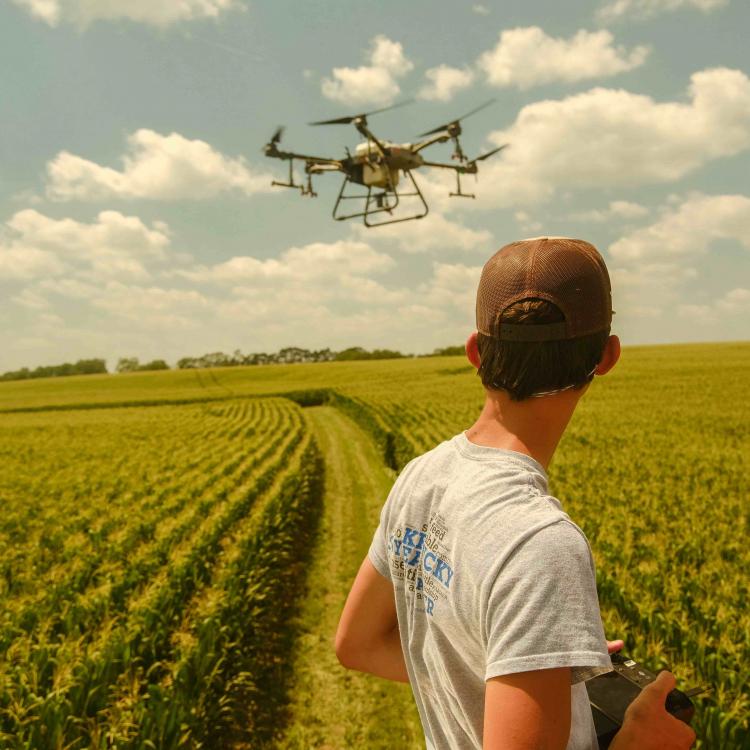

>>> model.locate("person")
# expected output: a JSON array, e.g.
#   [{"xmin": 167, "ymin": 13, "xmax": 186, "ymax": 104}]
[{"xmin": 334, "ymin": 237, "xmax": 697, "ymax": 750}]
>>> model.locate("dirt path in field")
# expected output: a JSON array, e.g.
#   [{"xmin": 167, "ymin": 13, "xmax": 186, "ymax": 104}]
[{"xmin": 273, "ymin": 405, "xmax": 423, "ymax": 750}]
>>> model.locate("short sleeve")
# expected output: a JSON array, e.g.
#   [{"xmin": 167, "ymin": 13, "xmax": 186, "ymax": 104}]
[{"xmin": 484, "ymin": 520, "xmax": 612, "ymax": 684}]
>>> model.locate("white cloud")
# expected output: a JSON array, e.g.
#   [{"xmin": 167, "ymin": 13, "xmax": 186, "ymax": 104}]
[
  {"xmin": 675, "ymin": 289, "xmax": 749, "ymax": 323},
  {"xmin": 11, "ymin": 288, "xmax": 51, "ymax": 310},
  {"xmin": 513, "ymin": 210, "xmax": 544, "ymax": 234},
  {"xmin": 417, "ymin": 262, "xmax": 482, "ymax": 320},
  {"xmin": 572, "ymin": 200, "xmax": 649, "ymax": 222},
  {"xmin": 597, "ymin": 0, "xmax": 728, "ymax": 23},
  {"xmin": 353, "ymin": 212, "xmax": 492, "ymax": 254},
  {"xmin": 475, "ymin": 68, "xmax": 750, "ymax": 208},
  {"xmin": 609, "ymin": 194, "xmax": 750, "ymax": 261},
  {"xmin": 717, "ymin": 287, "xmax": 750, "ymax": 313},
  {"xmin": 90, "ymin": 283, "xmax": 210, "ymax": 328},
  {"xmin": 608, "ymin": 262, "xmax": 699, "ymax": 320},
  {"xmin": 606, "ymin": 194, "xmax": 750, "ymax": 325},
  {"xmin": 478, "ymin": 27, "xmax": 648, "ymax": 89},
  {"xmin": 13, "ymin": 0, "xmax": 239, "ymax": 27},
  {"xmin": 320, "ymin": 35, "xmax": 414, "ymax": 107},
  {"xmin": 1, "ymin": 209, "xmax": 171, "ymax": 282},
  {"xmin": 47, "ymin": 129, "xmax": 272, "ymax": 201},
  {"xmin": 418, "ymin": 65, "xmax": 475, "ymax": 102},
  {"xmin": 0, "ymin": 245, "xmax": 65, "ymax": 281},
  {"xmin": 472, "ymin": 4, "xmax": 491, "ymax": 14},
  {"xmin": 181, "ymin": 240, "xmax": 394, "ymax": 284},
  {"xmin": 174, "ymin": 244, "xmax": 481, "ymax": 349}
]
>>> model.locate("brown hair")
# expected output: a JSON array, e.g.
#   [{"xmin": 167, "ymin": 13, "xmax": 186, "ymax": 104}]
[{"xmin": 476, "ymin": 298, "xmax": 610, "ymax": 401}]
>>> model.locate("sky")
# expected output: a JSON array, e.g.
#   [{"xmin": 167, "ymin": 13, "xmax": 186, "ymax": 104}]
[{"xmin": 1, "ymin": 0, "xmax": 749, "ymax": 371}]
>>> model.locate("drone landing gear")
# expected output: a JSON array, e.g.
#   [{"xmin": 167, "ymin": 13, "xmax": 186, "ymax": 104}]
[
  {"xmin": 449, "ymin": 169, "xmax": 475, "ymax": 199},
  {"xmin": 333, "ymin": 170, "xmax": 429, "ymax": 227},
  {"xmin": 271, "ymin": 160, "xmax": 317, "ymax": 197}
]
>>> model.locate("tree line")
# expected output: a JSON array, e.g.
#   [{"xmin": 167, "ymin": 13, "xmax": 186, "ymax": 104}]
[
  {"xmin": 0, "ymin": 358, "xmax": 107, "ymax": 382},
  {"xmin": 0, "ymin": 345, "xmax": 466, "ymax": 383}
]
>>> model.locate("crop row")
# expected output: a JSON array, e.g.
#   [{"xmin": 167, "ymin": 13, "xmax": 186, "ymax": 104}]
[
  {"xmin": 0, "ymin": 401, "xmax": 281, "ymax": 646},
  {"xmin": 0, "ymin": 402, "xmax": 260, "ymax": 601},
  {"xmin": 0, "ymin": 398, "xmax": 312, "ymax": 748}
]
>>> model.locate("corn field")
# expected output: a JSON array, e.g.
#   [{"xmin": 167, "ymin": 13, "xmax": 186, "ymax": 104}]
[{"xmin": 0, "ymin": 341, "xmax": 747, "ymax": 748}]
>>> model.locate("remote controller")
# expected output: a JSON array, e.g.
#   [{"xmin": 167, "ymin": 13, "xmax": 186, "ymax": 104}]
[{"xmin": 585, "ymin": 652, "xmax": 699, "ymax": 749}]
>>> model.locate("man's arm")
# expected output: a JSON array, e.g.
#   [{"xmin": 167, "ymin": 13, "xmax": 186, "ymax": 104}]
[
  {"xmin": 484, "ymin": 667, "xmax": 572, "ymax": 750},
  {"xmin": 334, "ymin": 555, "xmax": 409, "ymax": 683}
]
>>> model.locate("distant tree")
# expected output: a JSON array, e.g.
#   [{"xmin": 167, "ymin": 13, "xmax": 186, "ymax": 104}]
[
  {"xmin": 139, "ymin": 359, "xmax": 169, "ymax": 371},
  {"xmin": 74, "ymin": 358, "xmax": 107, "ymax": 375},
  {"xmin": 200, "ymin": 352, "xmax": 232, "ymax": 368},
  {"xmin": 116, "ymin": 357, "xmax": 140, "ymax": 373},
  {"xmin": 426, "ymin": 345, "xmax": 465, "ymax": 357},
  {"xmin": 0, "ymin": 358, "xmax": 107, "ymax": 382},
  {"xmin": 173, "ymin": 344, "xmax": 404, "ymax": 370},
  {"xmin": 335, "ymin": 347, "xmax": 406, "ymax": 361}
]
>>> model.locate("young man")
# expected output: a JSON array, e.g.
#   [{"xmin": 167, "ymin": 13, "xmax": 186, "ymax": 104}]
[{"xmin": 335, "ymin": 238, "xmax": 696, "ymax": 750}]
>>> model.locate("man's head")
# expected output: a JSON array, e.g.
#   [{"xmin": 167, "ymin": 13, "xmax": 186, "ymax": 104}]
[{"xmin": 467, "ymin": 237, "xmax": 620, "ymax": 401}]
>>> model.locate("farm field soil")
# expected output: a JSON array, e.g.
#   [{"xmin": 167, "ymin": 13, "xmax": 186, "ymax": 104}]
[{"xmin": 274, "ymin": 406, "xmax": 422, "ymax": 749}]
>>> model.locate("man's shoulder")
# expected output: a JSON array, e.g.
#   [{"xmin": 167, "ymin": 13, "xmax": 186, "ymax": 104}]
[
  {"xmin": 508, "ymin": 518, "xmax": 595, "ymax": 572},
  {"xmin": 531, "ymin": 517, "xmax": 592, "ymax": 550},
  {"xmin": 397, "ymin": 435, "xmax": 459, "ymax": 475}
]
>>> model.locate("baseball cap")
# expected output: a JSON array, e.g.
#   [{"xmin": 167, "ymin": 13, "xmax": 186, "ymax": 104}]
[{"xmin": 476, "ymin": 236, "xmax": 614, "ymax": 342}]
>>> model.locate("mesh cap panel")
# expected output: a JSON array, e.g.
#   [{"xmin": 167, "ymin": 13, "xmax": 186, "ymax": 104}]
[{"xmin": 476, "ymin": 237, "xmax": 613, "ymax": 341}]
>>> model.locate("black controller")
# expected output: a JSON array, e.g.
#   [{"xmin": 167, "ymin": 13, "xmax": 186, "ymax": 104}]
[{"xmin": 585, "ymin": 652, "xmax": 701, "ymax": 749}]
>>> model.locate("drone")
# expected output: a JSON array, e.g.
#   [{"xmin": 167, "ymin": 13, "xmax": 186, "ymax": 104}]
[{"xmin": 262, "ymin": 99, "xmax": 508, "ymax": 227}]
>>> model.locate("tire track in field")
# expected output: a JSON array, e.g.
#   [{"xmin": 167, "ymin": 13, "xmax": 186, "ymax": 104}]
[{"xmin": 274, "ymin": 406, "xmax": 423, "ymax": 750}]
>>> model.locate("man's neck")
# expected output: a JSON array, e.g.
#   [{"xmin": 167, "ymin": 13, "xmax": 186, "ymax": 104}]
[{"xmin": 464, "ymin": 388, "xmax": 584, "ymax": 473}]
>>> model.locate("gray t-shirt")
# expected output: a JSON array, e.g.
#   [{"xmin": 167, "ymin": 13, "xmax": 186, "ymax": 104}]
[{"xmin": 368, "ymin": 431, "xmax": 613, "ymax": 750}]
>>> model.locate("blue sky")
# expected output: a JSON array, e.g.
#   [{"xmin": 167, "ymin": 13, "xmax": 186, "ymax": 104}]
[{"xmin": 1, "ymin": 0, "xmax": 748, "ymax": 370}]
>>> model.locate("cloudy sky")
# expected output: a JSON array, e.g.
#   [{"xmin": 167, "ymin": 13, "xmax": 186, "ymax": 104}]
[{"xmin": 1, "ymin": 0, "xmax": 748, "ymax": 370}]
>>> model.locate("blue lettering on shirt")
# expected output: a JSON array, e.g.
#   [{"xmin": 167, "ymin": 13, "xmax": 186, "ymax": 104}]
[{"xmin": 403, "ymin": 527, "xmax": 426, "ymax": 549}]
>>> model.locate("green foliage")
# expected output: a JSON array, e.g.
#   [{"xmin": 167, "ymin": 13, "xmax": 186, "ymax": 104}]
[
  {"xmin": 116, "ymin": 357, "xmax": 168, "ymax": 373},
  {"xmin": 177, "ymin": 347, "xmax": 336, "ymax": 369},
  {"xmin": 0, "ymin": 358, "xmax": 107, "ymax": 381},
  {"xmin": 139, "ymin": 359, "xmax": 170, "ymax": 371},
  {"xmin": 116, "ymin": 357, "xmax": 140, "ymax": 373},
  {"xmin": 423, "ymin": 344, "xmax": 465, "ymax": 356},
  {"xmin": 334, "ymin": 346, "xmax": 407, "ymax": 361}
]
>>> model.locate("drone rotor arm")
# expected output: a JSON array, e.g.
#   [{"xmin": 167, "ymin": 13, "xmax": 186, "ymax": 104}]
[
  {"xmin": 411, "ymin": 133, "xmax": 452, "ymax": 153},
  {"xmin": 269, "ymin": 148, "xmax": 340, "ymax": 164},
  {"xmin": 420, "ymin": 160, "xmax": 472, "ymax": 172}
]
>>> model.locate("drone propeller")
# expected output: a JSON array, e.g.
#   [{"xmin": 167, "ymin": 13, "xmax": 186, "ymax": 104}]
[
  {"xmin": 468, "ymin": 143, "xmax": 508, "ymax": 165},
  {"xmin": 309, "ymin": 99, "xmax": 414, "ymax": 126},
  {"xmin": 269, "ymin": 125, "xmax": 284, "ymax": 145},
  {"xmin": 418, "ymin": 99, "xmax": 497, "ymax": 137}
]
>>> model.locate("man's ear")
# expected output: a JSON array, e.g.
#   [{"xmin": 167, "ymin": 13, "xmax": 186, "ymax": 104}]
[
  {"xmin": 466, "ymin": 331, "xmax": 481, "ymax": 369},
  {"xmin": 595, "ymin": 334, "xmax": 621, "ymax": 376}
]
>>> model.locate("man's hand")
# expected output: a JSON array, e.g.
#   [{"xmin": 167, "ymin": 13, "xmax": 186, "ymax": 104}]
[
  {"xmin": 607, "ymin": 639, "xmax": 624, "ymax": 655},
  {"xmin": 609, "ymin": 670, "xmax": 696, "ymax": 750}
]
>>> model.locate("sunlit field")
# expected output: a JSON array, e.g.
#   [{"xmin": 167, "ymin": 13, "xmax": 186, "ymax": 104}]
[{"xmin": 1, "ymin": 341, "xmax": 747, "ymax": 748}]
